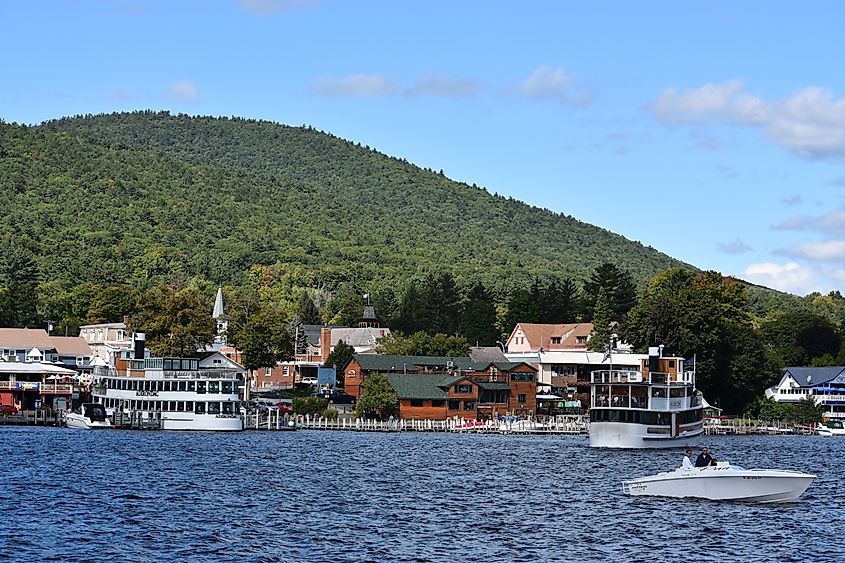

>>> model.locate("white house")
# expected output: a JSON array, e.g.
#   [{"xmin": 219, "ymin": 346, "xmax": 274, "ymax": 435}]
[{"xmin": 765, "ymin": 366, "xmax": 845, "ymax": 419}]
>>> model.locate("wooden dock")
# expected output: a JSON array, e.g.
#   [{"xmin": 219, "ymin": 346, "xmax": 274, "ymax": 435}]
[{"xmin": 246, "ymin": 412, "xmax": 590, "ymax": 435}]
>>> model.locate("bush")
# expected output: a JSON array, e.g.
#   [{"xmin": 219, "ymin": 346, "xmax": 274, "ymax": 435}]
[
  {"xmin": 322, "ymin": 408, "xmax": 338, "ymax": 420},
  {"xmin": 293, "ymin": 396, "xmax": 328, "ymax": 415}
]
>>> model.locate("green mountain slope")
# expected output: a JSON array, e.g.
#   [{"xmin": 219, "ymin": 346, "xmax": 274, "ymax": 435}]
[{"xmin": 9, "ymin": 111, "xmax": 689, "ymax": 292}]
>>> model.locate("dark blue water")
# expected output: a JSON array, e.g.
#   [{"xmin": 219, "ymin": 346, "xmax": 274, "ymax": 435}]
[{"xmin": 2, "ymin": 428, "xmax": 841, "ymax": 562}]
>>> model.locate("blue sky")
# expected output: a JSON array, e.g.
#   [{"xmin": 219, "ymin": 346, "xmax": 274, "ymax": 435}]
[{"xmin": 3, "ymin": 1, "xmax": 845, "ymax": 296}]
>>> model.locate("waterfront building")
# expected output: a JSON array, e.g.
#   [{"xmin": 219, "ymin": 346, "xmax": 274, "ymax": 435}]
[
  {"xmin": 343, "ymin": 353, "xmax": 537, "ymax": 420},
  {"xmin": 79, "ymin": 320, "xmax": 132, "ymax": 366},
  {"xmin": 766, "ymin": 366, "xmax": 845, "ymax": 419}
]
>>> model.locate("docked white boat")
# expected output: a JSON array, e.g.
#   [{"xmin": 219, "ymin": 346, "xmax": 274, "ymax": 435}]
[
  {"xmin": 65, "ymin": 403, "xmax": 112, "ymax": 429},
  {"xmin": 816, "ymin": 420, "xmax": 845, "ymax": 436},
  {"xmin": 91, "ymin": 334, "xmax": 245, "ymax": 431},
  {"xmin": 590, "ymin": 347, "xmax": 703, "ymax": 448},
  {"xmin": 622, "ymin": 462, "xmax": 816, "ymax": 502}
]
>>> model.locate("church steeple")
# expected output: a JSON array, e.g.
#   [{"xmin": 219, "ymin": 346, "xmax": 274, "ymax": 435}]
[{"xmin": 213, "ymin": 287, "xmax": 228, "ymax": 345}]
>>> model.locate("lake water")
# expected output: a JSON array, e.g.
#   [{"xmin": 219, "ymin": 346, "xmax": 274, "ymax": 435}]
[{"xmin": 2, "ymin": 428, "xmax": 841, "ymax": 562}]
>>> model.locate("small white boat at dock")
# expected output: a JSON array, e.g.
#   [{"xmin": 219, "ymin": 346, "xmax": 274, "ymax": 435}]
[
  {"xmin": 65, "ymin": 403, "xmax": 112, "ymax": 429},
  {"xmin": 622, "ymin": 462, "xmax": 816, "ymax": 502}
]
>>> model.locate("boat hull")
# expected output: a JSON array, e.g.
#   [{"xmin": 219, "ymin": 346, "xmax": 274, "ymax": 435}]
[
  {"xmin": 160, "ymin": 413, "xmax": 243, "ymax": 431},
  {"xmin": 623, "ymin": 466, "xmax": 816, "ymax": 502},
  {"xmin": 65, "ymin": 415, "xmax": 112, "ymax": 429},
  {"xmin": 590, "ymin": 421, "xmax": 703, "ymax": 449}
]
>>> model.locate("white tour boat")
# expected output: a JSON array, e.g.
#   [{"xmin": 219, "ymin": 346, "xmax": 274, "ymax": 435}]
[
  {"xmin": 65, "ymin": 402, "xmax": 112, "ymax": 429},
  {"xmin": 91, "ymin": 334, "xmax": 245, "ymax": 431},
  {"xmin": 589, "ymin": 347, "xmax": 703, "ymax": 448},
  {"xmin": 816, "ymin": 420, "xmax": 845, "ymax": 436},
  {"xmin": 622, "ymin": 461, "xmax": 816, "ymax": 502}
]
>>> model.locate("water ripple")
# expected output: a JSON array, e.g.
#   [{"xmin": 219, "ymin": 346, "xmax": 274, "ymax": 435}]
[{"xmin": 1, "ymin": 428, "xmax": 841, "ymax": 562}]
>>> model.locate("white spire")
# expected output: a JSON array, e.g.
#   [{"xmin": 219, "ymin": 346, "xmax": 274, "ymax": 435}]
[{"xmin": 213, "ymin": 287, "xmax": 224, "ymax": 319}]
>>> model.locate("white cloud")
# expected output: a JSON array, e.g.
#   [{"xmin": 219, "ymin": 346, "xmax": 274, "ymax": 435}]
[
  {"xmin": 650, "ymin": 81, "xmax": 845, "ymax": 160},
  {"xmin": 405, "ymin": 75, "xmax": 482, "ymax": 98},
  {"xmin": 166, "ymin": 80, "xmax": 199, "ymax": 102},
  {"xmin": 310, "ymin": 74, "xmax": 398, "ymax": 97},
  {"xmin": 518, "ymin": 65, "xmax": 592, "ymax": 107},
  {"xmin": 716, "ymin": 239, "xmax": 752, "ymax": 254},
  {"xmin": 238, "ymin": 0, "xmax": 318, "ymax": 16},
  {"xmin": 779, "ymin": 240, "xmax": 845, "ymax": 261},
  {"xmin": 776, "ymin": 209, "xmax": 845, "ymax": 235},
  {"xmin": 740, "ymin": 262, "xmax": 818, "ymax": 294}
]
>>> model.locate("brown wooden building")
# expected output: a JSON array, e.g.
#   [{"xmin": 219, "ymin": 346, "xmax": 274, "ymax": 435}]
[{"xmin": 343, "ymin": 354, "xmax": 537, "ymax": 420}]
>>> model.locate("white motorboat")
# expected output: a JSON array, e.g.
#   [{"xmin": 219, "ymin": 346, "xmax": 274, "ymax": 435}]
[
  {"xmin": 65, "ymin": 403, "xmax": 112, "ymax": 429},
  {"xmin": 622, "ymin": 462, "xmax": 816, "ymax": 502},
  {"xmin": 816, "ymin": 420, "xmax": 845, "ymax": 436}
]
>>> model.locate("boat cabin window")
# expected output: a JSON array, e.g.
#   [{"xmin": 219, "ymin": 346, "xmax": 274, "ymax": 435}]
[
  {"xmin": 187, "ymin": 381, "xmax": 195, "ymax": 392},
  {"xmin": 208, "ymin": 381, "xmax": 220, "ymax": 394},
  {"xmin": 207, "ymin": 402, "xmax": 221, "ymax": 415},
  {"xmin": 185, "ymin": 401, "xmax": 193, "ymax": 411},
  {"xmin": 197, "ymin": 381, "xmax": 207, "ymax": 394},
  {"xmin": 222, "ymin": 381, "xmax": 233, "ymax": 394},
  {"xmin": 222, "ymin": 402, "xmax": 234, "ymax": 414},
  {"xmin": 178, "ymin": 381, "xmax": 186, "ymax": 392},
  {"xmin": 651, "ymin": 387, "xmax": 667, "ymax": 398},
  {"xmin": 195, "ymin": 402, "xmax": 205, "ymax": 414},
  {"xmin": 670, "ymin": 387, "xmax": 686, "ymax": 398}
]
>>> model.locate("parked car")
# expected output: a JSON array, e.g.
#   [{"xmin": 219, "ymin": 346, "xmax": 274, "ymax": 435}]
[
  {"xmin": 0, "ymin": 404, "xmax": 18, "ymax": 415},
  {"xmin": 276, "ymin": 403, "xmax": 293, "ymax": 413},
  {"xmin": 300, "ymin": 377, "xmax": 318, "ymax": 385}
]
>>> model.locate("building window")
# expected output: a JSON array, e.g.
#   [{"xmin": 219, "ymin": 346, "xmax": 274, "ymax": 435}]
[
  {"xmin": 283, "ymin": 366, "xmax": 289, "ymax": 375},
  {"xmin": 431, "ymin": 400, "xmax": 445, "ymax": 407},
  {"xmin": 511, "ymin": 372, "xmax": 535, "ymax": 382},
  {"xmin": 410, "ymin": 399, "xmax": 424, "ymax": 407},
  {"xmin": 518, "ymin": 394, "xmax": 527, "ymax": 404},
  {"xmin": 264, "ymin": 368, "xmax": 272, "ymax": 376},
  {"xmin": 576, "ymin": 336, "xmax": 587, "ymax": 344},
  {"xmin": 463, "ymin": 401, "xmax": 476, "ymax": 411},
  {"xmin": 456, "ymin": 384, "xmax": 473, "ymax": 394},
  {"xmin": 551, "ymin": 337, "xmax": 561, "ymax": 344},
  {"xmin": 448, "ymin": 400, "xmax": 460, "ymax": 410}
]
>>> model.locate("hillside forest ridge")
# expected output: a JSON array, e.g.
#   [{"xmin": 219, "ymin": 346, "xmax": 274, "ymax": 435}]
[{"xmin": 1, "ymin": 111, "xmax": 845, "ymax": 413}]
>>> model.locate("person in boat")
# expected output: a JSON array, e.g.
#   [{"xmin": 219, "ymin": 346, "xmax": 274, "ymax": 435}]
[
  {"xmin": 682, "ymin": 449, "xmax": 694, "ymax": 470},
  {"xmin": 695, "ymin": 447, "xmax": 713, "ymax": 467}
]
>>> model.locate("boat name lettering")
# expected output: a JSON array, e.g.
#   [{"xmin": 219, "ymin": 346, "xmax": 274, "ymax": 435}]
[
  {"xmin": 742, "ymin": 476, "xmax": 763, "ymax": 480},
  {"xmin": 630, "ymin": 484, "xmax": 648, "ymax": 492},
  {"xmin": 215, "ymin": 414, "xmax": 238, "ymax": 419},
  {"xmin": 670, "ymin": 400, "xmax": 681, "ymax": 408},
  {"xmin": 136, "ymin": 390, "xmax": 159, "ymax": 397}
]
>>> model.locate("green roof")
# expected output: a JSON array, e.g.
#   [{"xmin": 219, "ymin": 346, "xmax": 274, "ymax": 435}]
[
  {"xmin": 353, "ymin": 354, "xmax": 475, "ymax": 371},
  {"xmin": 386, "ymin": 374, "xmax": 463, "ymax": 400},
  {"xmin": 352, "ymin": 354, "xmax": 536, "ymax": 373}
]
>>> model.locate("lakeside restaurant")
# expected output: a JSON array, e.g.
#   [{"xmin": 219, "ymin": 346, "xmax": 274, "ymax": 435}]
[{"xmin": 0, "ymin": 361, "xmax": 80, "ymax": 411}]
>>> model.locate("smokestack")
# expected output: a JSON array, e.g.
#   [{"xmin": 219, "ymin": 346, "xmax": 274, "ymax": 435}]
[
  {"xmin": 648, "ymin": 346, "xmax": 660, "ymax": 374},
  {"xmin": 134, "ymin": 333, "xmax": 146, "ymax": 360}
]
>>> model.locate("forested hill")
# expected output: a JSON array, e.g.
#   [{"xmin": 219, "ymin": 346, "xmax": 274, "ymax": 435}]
[
  {"xmin": 1, "ymin": 109, "xmax": 801, "ymax": 312},
  {"xmin": 8, "ymin": 111, "xmax": 689, "ymax": 293}
]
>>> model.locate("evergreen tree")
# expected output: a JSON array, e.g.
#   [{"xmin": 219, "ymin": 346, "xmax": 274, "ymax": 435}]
[
  {"xmin": 296, "ymin": 291, "xmax": 322, "ymax": 324},
  {"xmin": 459, "ymin": 281, "xmax": 498, "ymax": 345},
  {"xmin": 541, "ymin": 277, "xmax": 579, "ymax": 323},
  {"xmin": 588, "ymin": 287, "xmax": 612, "ymax": 352},
  {"xmin": 583, "ymin": 262, "xmax": 637, "ymax": 320}
]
